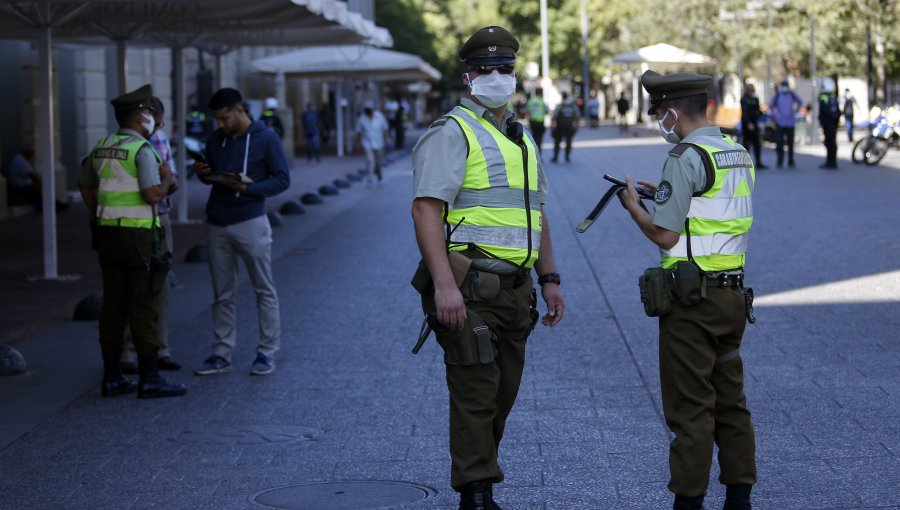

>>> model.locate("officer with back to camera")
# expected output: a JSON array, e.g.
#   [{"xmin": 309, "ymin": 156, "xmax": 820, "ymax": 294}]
[
  {"xmin": 78, "ymin": 83, "xmax": 187, "ymax": 399},
  {"xmin": 411, "ymin": 26, "xmax": 565, "ymax": 510}
]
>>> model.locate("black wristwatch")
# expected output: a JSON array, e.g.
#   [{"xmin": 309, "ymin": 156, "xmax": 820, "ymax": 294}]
[{"xmin": 537, "ymin": 272, "xmax": 561, "ymax": 287}]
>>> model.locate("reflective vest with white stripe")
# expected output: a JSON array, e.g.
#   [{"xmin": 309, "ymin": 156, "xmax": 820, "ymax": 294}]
[
  {"xmin": 444, "ymin": 106, "xmax": 543, "ymax": 268},
  {"xmin": 660, "ymin": 135, "xmax": 755, "ymax": 272},
  {"xmin": 92, "ymin": 133, "xmax": 161, "ymax": 229}
]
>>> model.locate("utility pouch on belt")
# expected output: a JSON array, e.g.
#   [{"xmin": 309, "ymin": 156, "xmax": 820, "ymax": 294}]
[
  {"xmin": 638, "ymin": 267, "xmax": 674, "ymax": 317},
  {"xmin": 461, "ymin": 270, "xmax": 501, "ymax": 302},
  {"xmin": 135, "ymin": 253, "xmax": 171, "ymax": 296},
  {"xmin": 433, "ymin": 309, "xmax": 498, "ymax": 366},
  {"xmin": 673, "ymin": 260, "xmax": 704, "ymax": 306},
  {"xmin": 743, "ymin": 287, "xmax": 757, "ymax": 324},
  {"xmin": 410, "ymin": 251, "xmax": 473, "ymax": 295}
]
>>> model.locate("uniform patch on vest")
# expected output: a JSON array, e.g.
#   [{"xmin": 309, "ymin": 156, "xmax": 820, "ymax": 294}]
[
  {"xmin": 429, "ymin": 118, "xmax": 448, "ymax": 129},
  {"xmin": 93, "ymin": 148, "xmax": 128, "ymax": 160},
  {"xmin": 654, "ymin": 181, "xmax": 672, "ymax": 204},
  {"xmin": 712, "ymin": 150, "xmax": 753, "ymax": 169}
]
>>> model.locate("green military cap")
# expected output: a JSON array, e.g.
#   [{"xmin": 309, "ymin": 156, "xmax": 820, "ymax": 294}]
[
  {"xmin": 459, "ymin": 26, "xmax": 519, "ymax": 66},
  {"xmin": 110, "ymin": 83, "xmax": 155, "ymax": 112},
  {"xmin": 641, "ymin": 70, "xmax": 711, "ymax": 115}
]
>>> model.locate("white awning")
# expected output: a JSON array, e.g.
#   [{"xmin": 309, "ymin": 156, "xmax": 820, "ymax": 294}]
[
  {"xmin": 252, "ymin": 45, "xmax": 441, "ymax": 81},
  {"xmin": 612, "ymin": 43, "xmax": 716, "ymax": 66}
]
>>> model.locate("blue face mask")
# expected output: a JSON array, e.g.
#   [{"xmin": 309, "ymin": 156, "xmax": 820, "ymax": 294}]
[{"xmin": 657, "ymin": 109, "xmax": 681, "ymax": 144}]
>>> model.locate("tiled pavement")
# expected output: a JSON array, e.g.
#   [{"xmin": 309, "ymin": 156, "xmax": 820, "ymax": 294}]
[{"xmin": 0, "ymin": 126, "xmax": 898, "ymax": 509}]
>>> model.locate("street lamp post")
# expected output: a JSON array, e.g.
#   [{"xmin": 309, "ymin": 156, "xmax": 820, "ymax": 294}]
[
  {"xmin": 540, "ymin": 0, "xmax": 549, "ymax": 89},
  {"xmin": 580, "ymin": 0, "xmax": 590, "ymax": 123}
]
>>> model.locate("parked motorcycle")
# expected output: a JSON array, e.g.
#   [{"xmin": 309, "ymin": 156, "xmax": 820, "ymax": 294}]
[{"xmin": 852, "ymin": 105, "xmax": 900, "ymax": 166}]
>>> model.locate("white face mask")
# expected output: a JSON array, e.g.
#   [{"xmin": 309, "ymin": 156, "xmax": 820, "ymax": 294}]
[
  {"xmin": 140, "ymin": 112, "xmax": 155, "ymax": 135},
  {"xmin": 468, "ymin": 70, "xmax": 517, "ymax": 108},
  {"xmin": 657, "ymin": 109, "xmax": 681, "ymax": 144}
]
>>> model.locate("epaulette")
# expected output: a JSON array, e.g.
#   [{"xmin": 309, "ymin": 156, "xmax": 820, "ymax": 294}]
[{"xmin": 429, "ymin": 116, "xmax": 449, "ymax": 129}]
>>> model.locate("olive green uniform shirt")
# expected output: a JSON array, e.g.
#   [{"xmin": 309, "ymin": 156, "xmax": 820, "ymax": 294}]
[
  {"xmin": 412, "ymin": 98, "xmax": 548, "ymax": 204},
  {"xmin": 651, "ymin": 126, "xmax": 723, "ymax": 234}
]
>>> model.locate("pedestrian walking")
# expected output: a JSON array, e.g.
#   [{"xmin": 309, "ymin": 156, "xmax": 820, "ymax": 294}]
[
  {"xmin": 120, "ymin": 96, "xmax": 183, "ymax": 374},
  {"xmin": 3, "ymin": 148, "xmax": 39, "ymax": 207},
  {"xmin": 617, "ymin": 70, "xmax": 757, "ymax": 510},
  {"xmin": 193, "ymin": 88, "xmax": 290, "ymax": 377},
  {"xmin": 841, "ymin": 89, "xmax": 859, "ymax": 142},
  {"xmin": 769, "ymin": 80, "xmax": 803, "ymax": 168},
  {"xmin": 740, "ymin": 83, "xmax": 768, "ymax": 169},
  {"xmin": 525, "ymin": 88, "xmax": 549, "ymax": 153},
  {"xmin": 300, "ymin": 103, "xmax": 322, "ymax": 163},
  {"xmin": 587, "ymin": 93, "xmax": 600, "ymax": 128},
  {"xmin": 260, "ymin": 97, "xmax": 285, "ymax": 140},
  {"xmin": 818, "ymin": 84, "xmax": 841, "ymax": 170},
  {"xmin": 393, "ymin": 96, "xmax": 409, "ymax": 149},
  {"xmin": 410, "ymin": 25, "xmax": 565, "ymax": 510},
  {"xmin": 77, "ymin": 84, "xmax": 186, "ymax": 399},
  {"xmin": 354, "ymin": 100, "xmax": 391, "ymax": 187},
  {"xmin": 551, "ymin": 92, "xmax": 578, "ymax": 163},
  {"xmin": 616, "ymin": 92, "xmax": 630, "ymax": 131}
]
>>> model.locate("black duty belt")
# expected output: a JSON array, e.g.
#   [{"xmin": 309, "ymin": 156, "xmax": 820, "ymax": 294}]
[
  {"xmin": 496, "ymin": 271, "xmax": 530, "ymax": 289},
  {"xmin": 705, "ymin": 273, "xmax": 744, "ymax": 288},
  {"xmin": 469, "ymin": 258, "xmax": 530, "ymax": 289}
]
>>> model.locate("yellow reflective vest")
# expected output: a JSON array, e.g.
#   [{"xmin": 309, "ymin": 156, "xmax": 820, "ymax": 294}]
[
  {"xmin": 525, "ymin": 97, "xmax": 547, "ymax": 122},
  {"xmin": 444, "ymin": 106, "xmax": 543, "ymax": 268},
  {"xmin": 92, "ymin": 133, "xmax": 161, "ymax": 229},
  {"xmin": 661, "ymin": 135, "xmax": 755, "ymax": 272}
]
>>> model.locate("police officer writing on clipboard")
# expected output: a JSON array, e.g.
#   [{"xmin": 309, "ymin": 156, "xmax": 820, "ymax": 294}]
[
  {"xmin": 411, "ymin": 26, "xmax": 564, "ymax": 510},
  {"xmin": 79, "ymin": 84, "xmax": 187, "ymax": 399},
  {"xmin": 618, "ymin": 71, "xmax": 757, "ymax": 510}
]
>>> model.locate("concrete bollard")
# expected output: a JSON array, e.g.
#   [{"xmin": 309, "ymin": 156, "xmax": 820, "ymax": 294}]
[
  {"xmin": 280, "ymin": 201, "xmax": 306, "ymax": 215},
  {"xmin": 300, "ymin": 193, "xmax": 323, "ymax": 205},
  {"xmin": 267, "ymin": 211, "xmax": 284, "ymax": 227},
  {"xmin": 345, "ymin": 173, "xmax": 362, "ymax": 182},
  {"xmin": 185, "ymin": 244, "xmax": 209, "ymax": 263},
  {"xmin": 0, "ymin": 345, "xmax": 27, "ymax": 376},
  {"xmin": 318, "ymin": 185, "xmax": 339, "ymax": 196},
  {"xmin": 333, "ymin": 179, "xmax": 351, "ymax": 189},
  {"xmin": 73, "ymin": 294, "xmax": 103, "ymax": 321}
]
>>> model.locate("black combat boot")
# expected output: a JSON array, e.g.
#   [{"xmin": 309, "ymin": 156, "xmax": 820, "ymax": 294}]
[
  {"xmin": 723, "ymin": 484, "xmax": 752, "ymax": 510},
  {"xmin": 137, "ymin": 355, "xmax": 187, "ymax": 399},
  {"xmin": 673, "ymin": 494, "xmax": 705, "ymax": 510},
  {"xmin": 101, "ymin": 351, "xmax": 137, "ymax": 397},
  {"xmin": 459, "ymin": 481, "xmax": 492, "ymax": 510}
]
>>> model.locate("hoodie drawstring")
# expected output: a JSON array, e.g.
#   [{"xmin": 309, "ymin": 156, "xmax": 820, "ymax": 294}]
[{"xmin": 234, "ymin": 131, "xmax": 251, "ymax": 198}]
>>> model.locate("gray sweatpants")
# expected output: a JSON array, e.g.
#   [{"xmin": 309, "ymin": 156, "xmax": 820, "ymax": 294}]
[{"xmin": 207, "ymin": 215, "xmax": 280, "ymax": 361}]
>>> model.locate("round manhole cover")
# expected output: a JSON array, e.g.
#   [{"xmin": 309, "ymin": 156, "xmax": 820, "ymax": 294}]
[
  {"xmin": 254, "ymin": 481, "xmax": 436, "ymax": 510},
  {"xmin": 169, "ymin": 425, "xmax": 322, "ymax": 445}
]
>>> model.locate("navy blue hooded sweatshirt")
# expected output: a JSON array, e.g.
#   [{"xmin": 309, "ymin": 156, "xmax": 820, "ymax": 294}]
[{"xmin": 202, "ymin": 120, "xmax": 290, "ymax": 226}]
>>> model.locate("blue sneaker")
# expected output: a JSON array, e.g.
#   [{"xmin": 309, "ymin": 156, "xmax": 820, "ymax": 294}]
[
  {"xmin": 250, "ymin": 353, "xmax": 275, "ymax": 375},
  {"xmin": 194, "ymin": 355, "xmax": 232, "ymax": 376}
]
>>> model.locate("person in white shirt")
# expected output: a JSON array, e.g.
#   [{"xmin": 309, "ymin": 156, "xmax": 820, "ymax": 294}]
[{"xmin": 354, "ymin": 100, "xmax": 391, "ymax": 187}]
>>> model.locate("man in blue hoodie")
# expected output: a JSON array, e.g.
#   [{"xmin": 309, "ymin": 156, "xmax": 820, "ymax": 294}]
[{"xmin": 193, "ymin": 88, "xmax": 290, "ymax": 376}]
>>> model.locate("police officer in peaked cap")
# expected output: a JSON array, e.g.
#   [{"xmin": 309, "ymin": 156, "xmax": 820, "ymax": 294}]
[
  {"xmin": 79, "ymin": 83, "xmax": 187, "ymax": 399},
  {"xmin": 410, "ymin": 26, "xmax": 565, "ymax": 510},
  {"xmin": 618, "ymin": 70, "xmax": 758, "ymax": 510}
]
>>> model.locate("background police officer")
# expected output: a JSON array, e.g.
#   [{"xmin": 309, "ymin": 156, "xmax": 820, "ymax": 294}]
[
  {"xmin": 618, "ymin": 71, "xmax": 757, "ymax": 510},
  {"xmin": 525, "ymin": 88, "xmax": 548, "ymax": 153},
  {"xmin": 411, "ymin": 26, "xmax": 565, "ymax": 510},
  {"xmin": 78, "ymin": 84, "xmax": 187, "ymax": 399},
  {"xmin": 818, "ymin": 84, "xmax": 842, "ymax": 170}
]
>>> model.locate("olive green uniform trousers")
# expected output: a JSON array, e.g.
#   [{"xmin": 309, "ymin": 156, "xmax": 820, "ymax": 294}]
[
  {"xmin": 659, "ymin": 285, "xmax": 757, "ymax": 497},
  {"xmin": 433, "ymin": 272, "xmax": 534, "ymax": 491},
  {"xmin": 97, "ymin": 226, "xmax": 162, "ymax": 357}
]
